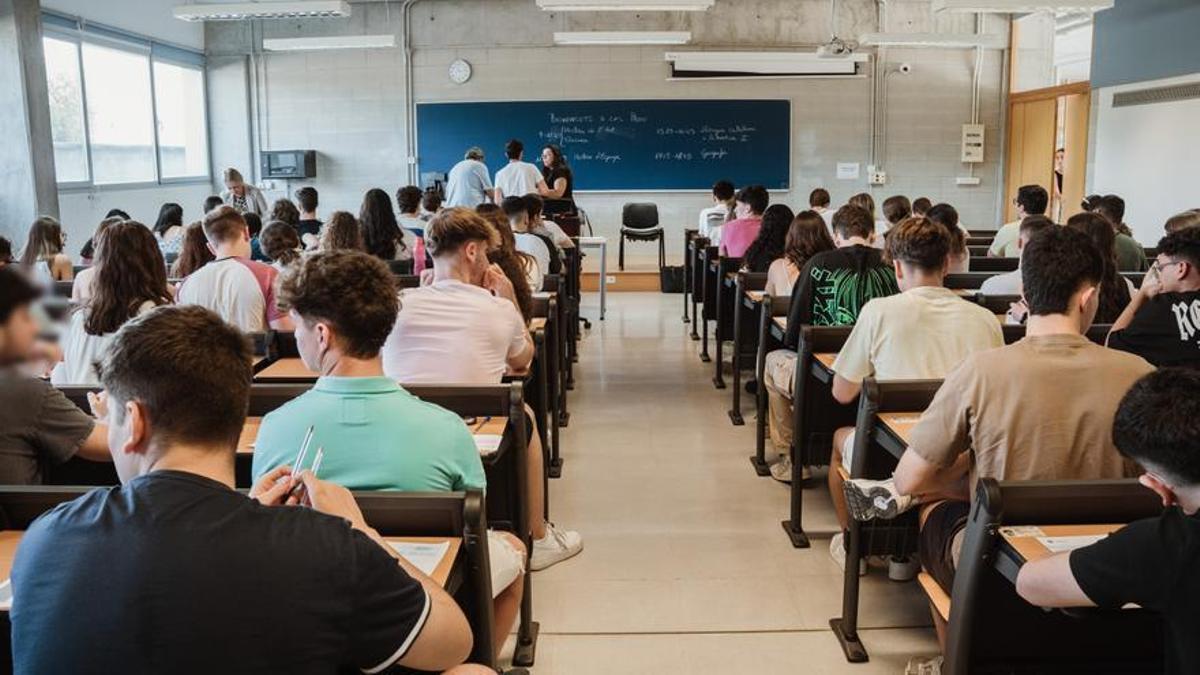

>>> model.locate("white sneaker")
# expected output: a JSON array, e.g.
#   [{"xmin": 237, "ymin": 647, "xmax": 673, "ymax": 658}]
[
  {"xmin": 769, "ymin": 457, "xmax": 812, "ymax": 484},
  {"xmin": 843, "ymin": 477, "xmax": 914, "ymax": 522},
  {"xmin": 530, "ymin": 522, "xmax": 583, "ymax": 571},
  {"xmin": 829, "ymin": 533, "xmax": 867, "ymax": 576}
]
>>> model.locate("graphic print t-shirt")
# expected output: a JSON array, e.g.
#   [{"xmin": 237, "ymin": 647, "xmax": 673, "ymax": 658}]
[
  {"xmin": 1108, "ymin": 290, "xmax": 1200, "ymax": 368},
  {"xmin": 784, "ymin": 245, "xmax": 898, "ymax": 348}
]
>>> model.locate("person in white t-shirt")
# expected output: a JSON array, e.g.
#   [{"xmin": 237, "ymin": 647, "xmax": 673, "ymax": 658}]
[
  {"xmin": 979, "ymin": 215, "xmax": 1057, "ymax": 298},
  {"xmin": 382, "ymin": 207, "xmax": 583, "ymax": 570},
  {"xmin": 176, "ymin": 206, "xmax": 293, "ymax": 334},
  {"xmin": 493, "ymin": 139, "xmax": 547, "ymax": 203},
  {"xmin": 524, "ymin": 194, "xmax": 575, "ymax": 251},
  {"xmin": 824, "ymin": 216, "xmax": 1004, "ymax": 573},
  {"xmin": 809, "ymin": 187, "xmax": 835, "ymax": 233},
  {"xmin": 444, "ymin": 147, "xmax": 495, "ymax": 208},
  {"xmin": 698, "ymin": 179, "xmax": 736, "ymax": 245},
  {"xmin": 501, "ymin": 197, "xmax": 552, "ymax": 292},
  {"xmin": 52, "ymin": 221, "xmax": 172, "ymax": 385}
]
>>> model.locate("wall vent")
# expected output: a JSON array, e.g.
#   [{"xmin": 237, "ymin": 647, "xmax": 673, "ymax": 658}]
[{"xmin": 1112, "ymin": 82, "xmax": 1200, "ymax": 108}]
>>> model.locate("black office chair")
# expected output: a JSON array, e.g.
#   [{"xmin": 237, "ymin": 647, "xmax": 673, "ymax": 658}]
[{"xmin": 619, "ymin": 202, "xmax": 664, "ymax": 271}]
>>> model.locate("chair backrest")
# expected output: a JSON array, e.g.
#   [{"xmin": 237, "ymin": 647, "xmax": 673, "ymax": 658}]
[
  {"xmin": 969, "ymin": 257, "xmax": 1019, "ymax": 272},
  {"xmin": 541, "ymin": 274, "xmax": 560, "ymax": 294},
  {"xmin": 395, "ymin": 274, "xmax": 420, "ymax": 290},
  {"xmin": 945, "ymin": 272, "xmax": 999, "ymax": 289},
  {"xmin": 52, "ymin": 280, "xmax": 73, "ymax": 299},
  {"xmin": 0, "ymin": 486, "xmax": 93, "ymax": 529},
  {"xmin": 851, "ymin": 378, "xmax": 943, "ymax": 478},
  {"xmin": 972, "ymin": 293, "xmax": 1020, "ymax": 314},
  {"xmin": 705, "ymin": 210, "xmax": 726, "ymax": 232},
  {"xmin": 622, "ymin": 203, "xmax": 660, "ymax": 230},
  {"xmin": 1122, "ymin": 271, "xmax": 1146, "ymax": 288},
  {"xmin": 270, "ymin": 331, "xmax": 301, "ymax": 359},
  {"xmin": 387, "ymin": 259, "xmax": 413, "ymax": 276},
  {"xmin": 793, "ymin": 325, "xmax": 857, "ymax": 465}
]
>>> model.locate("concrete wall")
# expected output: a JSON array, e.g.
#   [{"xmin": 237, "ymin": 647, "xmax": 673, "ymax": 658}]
[
  {"xmin": 206, "ymin": 0, "xmax": 1008, "ymax": 268},
  {"xmin": 40, "ymin": 0, "xmax": 203, "ymax": 50}
]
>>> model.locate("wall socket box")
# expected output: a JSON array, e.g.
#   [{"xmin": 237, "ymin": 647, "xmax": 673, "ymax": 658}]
[
  {"xmin": 867, "ymin": 165, "xmax": 887, "ymax": 185},
  {"xmin": 961, "ymin": 124, "xmax": 985, "ymax": 163}
]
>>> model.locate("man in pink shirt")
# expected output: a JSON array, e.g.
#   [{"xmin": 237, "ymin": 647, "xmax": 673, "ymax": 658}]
[{"xmin": 719, "ymin": 185, "xmax": 769, "ymax": 258}]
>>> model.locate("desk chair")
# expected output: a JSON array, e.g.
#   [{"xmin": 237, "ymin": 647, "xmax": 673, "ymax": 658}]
[
  {"xmin": 972, "ymin": 293, "xmax": 1021, "ymax": 315},
  {"xmin": 711, "ymin": 256, "xmax": 744, "ymax": 389},
  {"xmin": 531, "ymin": 294, "xmax": 562, "ymax": 478},
  {"xmin": 966, "ymin": 230, "xmax": 996, "ymax": 240},
  {"xmin": 387, "ymin": 259, "xmax": 414, "ymax": 276},
  {"xmin": 967, "ymin": 245, "xmax": 990, "ymax": 258},
  {"xmin": 395, "ymin": 274, "xmax": 420, "ymax": 290},
  {"xmin": 618, "ymin": 202, "xmax": 664, "ymax": 271},
  {"xmin": 727, "ymin": 271, "xmax": 767, "ymax": 423},
  {"xmin": 1121, "ymin": 271, "xmax": 1146, "ymax": 288},
  {"xmin": 945, "ymin": 272, "xmax": 1000, "ymax": 290},
  {"xmin": 682, "ymin": 229, "xmax": 699, "ymax": 324},
  {"xmin": 937, "ymin": 479, "xmax": 1163, "ymax": 674},
  {"xmin": 697, "ymin": 245, "xmax": 721, "ymax": 362},
  {"xmin": 688, "ymin": 237, "xmax": 710, "ymax": 341},
  {"xmin": 751, "ymin": 294, "xmax": 790, "ymax": 475},
  {"xmin": 52, "ymin": 280, "xmax": 73, "ymax": 299},
  {"xmin": 969, "ymin": 257, "xmax": 1019, "ymax": 273}
]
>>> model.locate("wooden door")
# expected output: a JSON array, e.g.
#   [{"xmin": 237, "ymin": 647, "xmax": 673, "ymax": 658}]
[
  {"xmin": 1005, "ymin": 97, "xmax": 1057, "ymax": 223},
  {"xmin": 1058, "ymin": 92, "xmax": 1090, "ymax": 222}
]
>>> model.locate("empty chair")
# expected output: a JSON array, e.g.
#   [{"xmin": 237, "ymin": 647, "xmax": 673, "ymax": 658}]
[{"xmin": 619, "ymin": 202, "xmax": 664, "ymax": 271}]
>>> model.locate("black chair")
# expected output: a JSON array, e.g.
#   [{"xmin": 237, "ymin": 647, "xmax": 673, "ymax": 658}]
[
  {"xmin": 945, "ymin": 272, "xmax": 1000, "ymax": 290},
  {"xmin": 969, "ymin": 257, "xmax": 1019, "ymax": 273},
  {"xmin": 52, "ymin": 280, "xmax": 73, "ymax": 299},
  {"xmin": 395, "ymin": 274, "xmax": 420, "ymax": 290},
  {"xmin": 619, "ymin": 202, "xmax": 664, "ymax": 271},
  {"xmin": 387, "ymin": 259, "xmax": 414, "ymax": 275},
  {"xmin": 750, "ymin": 294, "xmax": 790, "ymax": 475}
]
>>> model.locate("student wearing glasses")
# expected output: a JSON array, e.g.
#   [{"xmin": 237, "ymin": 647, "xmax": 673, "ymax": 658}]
[
  {"xmin": 990, "ymin": 185, "xmax": 1049, "ymax": 258},
  {"xmin": 1108, "ymin": 226, "xmax": 1200, "ymax": 368}
]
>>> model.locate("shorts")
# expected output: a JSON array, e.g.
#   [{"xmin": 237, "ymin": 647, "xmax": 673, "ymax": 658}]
[
  {"xmin": 488, "ymin": 529, "xmax": 525, "ymax": 597},
  {"xmin": 918, "ymin": 500, "xmax": 970, "ymax": 595},
  {"xmin": 840, "ymin": 430, "xmax": 857, "ymax": 470}
]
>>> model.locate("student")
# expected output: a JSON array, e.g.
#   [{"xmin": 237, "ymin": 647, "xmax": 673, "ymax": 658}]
[
  {"xmin": 699, "ymin": 179, "xmax": 736, "ymax": 245},
  {"xmin": 848, "ymin": 192, "xmax": 888, "ymax": 239},
  {"xmin": 51, "ymin": 221, "xmax": 172, "ymax": 386},
  {"xmin": 176, "ymin": 206, "xmax": 292, "ymax": 333},
  {"xmin": 71, "ymin": 216, "xmax": 123, "ymax": 303},
  {"xmin": 844, "ymin": 227, "xmax": 1154, "ymax": 602},
  {"xmin": 80, "ymin": 208, "xmax": 130, "ymax": 263},
  {"xmin": 170, "ymin": 221, "xmax": 215, "ymax": 279},
  {"xmin": 912, "ymin": 197, "xmax": 932, "ymax": 218},
  {"xmin": 478, "ymin": 205, "xmax": 536, "ymax": 322},
  {"xmin": 382, "ymin": 208, "xmax": 583, "ymax": 570},
  {"xmin": 20, "ymin": 216, "xmax": 73, "ymax": 285},
  {"xmin": 809, "ymin": 187, "xmax": 835, "ymax": 230},
  {"xmin": 12, "ymin": 304, "xmax": 476, "ymax": 674},
  {"xmin": 1066, "ymin": 212, "xmax": 1133, "ymax": 324},
  {"xmin": 318, "ymin": 210, "xmax": 364, "ymax": 253},
  {"xmin": 153, "ymin": 202, "xmax": 185, "ymax": 259},
  {"xmin": 763, "ymin": 210, "xmax": 834, "ymax": 298},
  {"xmin": 0, "ymin": 267, "xmax": 110, "ymax": 484},
  {"xmin": 719, "ymin": 185, "xmax": 769, "ymax": 258},
  {"xmin": 396, "ymin": 185, "xmax": 427, "ymax": 237},
  {"xmin": 260, "ymin": 220, "xmax": 303, "ymax": 274},
  {"xmin": 524, "ymin": 193, "xmax": 574, "ymax": 251},
  {"xmin": 294, "ymin": 186, "xmax": 322, "ymax": 246},
  {"xmin": 990, "ymin": 185, "xmax": 1049, "ymax": 257},
  {"xmin": 445, "ymin": 146, "xmax": 495, "ymax": 208},
  {"xmin": 493, "ymin": 139, "xmax": 547, "ymax": 202},
  {"xmin": 1095, "ymin": 194, "xmax": 1149, "ymax": 272},
  {"xmin": 1108, "ymin": 226, "xmax": 1200, "ymax": 368},
  {"xmin": 1015, "ymin": 369, "xmax": 1200, "ymax": 675},
  {"xmin": 880, "ymin": 195, "xmax": 912, "ymax": 235},
  {"xmin": 762, "ymin": 205, "xmax": 898, "ymax": 481},
  {"xmin": 202, "ymin": 194, "xmax": 223, "ymax": 215},
  {"xmin": 824, "ymin": 217, "xmax": 1003, "ymax": 569},
  {"xmin": 245, "ymin": 212, "xmax": 268, "ymax": 263},
  {"xmin": 501, "ymin": 196, "xmax": 553, "ymax": 289},
  {"xmin": 270, "ymin": 198, "xmax": 300, "ymax": 230},
  {"xmin": 219, "ymin": 167, "xmax": 268, "ymax": 216},
  {"xmin": 360, "ymin": 188, "xmax": 417, "ymax": 265},
  {"xmin": 422, "ymin": 189, "xmax": 444, "ymax": 222},
  {"xmin": 1165, "ymin": 210, "xmax": 1200, "ymax": 234},
  {"xmin": 253, "ymin": 251, "xmax": 527, "ymax": 654},
  {"xmin": 978, "ymin": 215, "xmax": 1055, "ymax": 296},
  {"xmin": 741, "ymin": 204, "xmax": 793, "ymax": 274},
  {"xmin": 925, "ymin": 204, "xmax": 973, "ymax": 273}
]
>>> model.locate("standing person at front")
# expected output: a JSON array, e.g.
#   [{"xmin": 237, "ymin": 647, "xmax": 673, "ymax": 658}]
[
  {"xmin": 11, "ymin": 305, "xmax": 477, "ymax": 674},
  {"xmin": 445, "ymin": 147, "xmax": 495, "ymax": 209},
  {"xmin": 493, "ymin": 139, "xmax": 547, "ymax": 203},
  {"xmin": 537, "ymin": 143, "xmax": 575, "ymax": 216},
  {"xmin": 219, "ymin": 168, "xmax": 268, "ymax": 217}
]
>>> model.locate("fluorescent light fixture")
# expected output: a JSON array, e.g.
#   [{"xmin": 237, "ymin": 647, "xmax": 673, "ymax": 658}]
[
  {"xmin": 537, "ymin": 0, "xmax": 714, "ymax": 10},
  {"xmin": 262, "ymin": 35, "xmax": 396, "ymax": 51},
  {"xmin": 859, "ymin": 32, "xmax": 1008, "ymax": 49},
  {"xmin": 173, "ymin": 1, "xmax": 351, "ymax": 22},
  {"xmin": 933, "ymin": 0, "xmax": 1112, "ymax": 12},
  {"xmin": 666, "ymin": 50, "xmax": 869, "ymax": 76},
  {"xmin": 554, "ymin": 31, "xmax": 691, "ymax": 45}
]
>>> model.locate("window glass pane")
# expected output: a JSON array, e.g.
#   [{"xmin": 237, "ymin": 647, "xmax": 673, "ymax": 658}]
[
  {"xmin": 154, "ymin": 61, "xmax": 209, "ymax": 178},
  {"xmin": 42, "ymin": 37, "xmax": 88, "ymax": 183},
  {"xmin": 82, "ymin": 42, "xmax": 156, "ymax": 184}
]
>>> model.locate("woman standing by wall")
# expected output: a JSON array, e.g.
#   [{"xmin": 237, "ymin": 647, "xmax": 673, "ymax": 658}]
[{"xmin": 220, "ymin": 168, "xmax": 268, "ymax": 217}]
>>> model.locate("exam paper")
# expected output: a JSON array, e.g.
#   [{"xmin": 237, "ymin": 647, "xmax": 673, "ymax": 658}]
[
  {"xmin": 1037, "ymin": 534, "xmax": 1107, "ymax": 553},
  {"xmin": 389, "ymin": 541, "xmax": 452, "ymax": 577},
  {"xmin": 475, "ymin": 434, "xmax": 503, "ymax": 456}
]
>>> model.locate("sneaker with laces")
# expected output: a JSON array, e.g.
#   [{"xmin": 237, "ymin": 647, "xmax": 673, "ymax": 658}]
[
  {"xmin": 904, "ymin": 656, "xmax": 943, "ymax": 675},
  {"xmin": 829, "ymin": 533, "xmax": 867, "ymax": 576},
  {"xmin": 842, "ymin": 477, "xmax": 914, "ymax": 521},
  {"xmin": 769, "ymin": 456, "xmax": 812, "ymax": 484},
  {"xmin": 530, "ymin": 522, "xmax": 583, "ymax": 571}
]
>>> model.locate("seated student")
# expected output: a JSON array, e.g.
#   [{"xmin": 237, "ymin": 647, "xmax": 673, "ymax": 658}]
[
  {"xmin": 253, "ymin": 251, "xmax": 526, "ymax": 655},
  {"xmin": 170, "ymin": 221, "xmax": 215, "ymax": 279},
  {"xmin": 699, "ymin": 179, "xmax": 736, "ymax": 245},
  {"xmin": 51, "ymin": 222, "xmax": 172, "ymax": 386},
  {"xmin": 80, "ymin": 208, "xmax": 130, "ymax": 264},
  {"xmin": 176, "ymin": 206, "xmax": 293, "ymax": 333},
  {"xmin": 1094, "ymin": 194, "xmax": 1148, "ymax": 272},
  {"xmin": 269, "ymin": 198, "xmax": 300, "ymax": 230},
  {"xmin": 1108, "ymin": 226, "xmax": 1200, "ymax": 368},
  {"xmin": 912, "ymin": 197, "xmax": 932, "ymax": 218},
  {"xmin": 382, "ymin": 208, "xmax": 582, "ymax": 570},
  {"xmin": 294, "ymin": 186, "xmax": 322, "ymax": 248},
  {"xmin": 720, "ymin": 186, "xmax": 769, "ymax": 258},
  {"xmin": 762, "ymin": 205, "xmax": 899, "ymax": 481},
  {"xmin": 501, "ymin": 196, "xmax": 555, "ymax": 288},
  {"xmin": 361, "ymin": 187, "xmax": 418, "ymax": 266},
  {"xmin": 12, "ymin": 304, "xmax": 476, "ymax": 674},
  {"xmin": 477, "ymin": 204, "xmax": 536, "ymax": 321},
  {"xmin": 844, "ymin": 226, "xmax": 1154, "ymax": 605},
  {"xmin": 202, "ymin": 194, "xmax": 223, "ymax": 215},
  {"xmin": 741, "ymin": 204, "xmax": 793, "ymax": 274},
  {"xmin": 259, "ymin": 220, "xmax": 303, "ymax": 274},
  {"xmin": 979, "ymin": 215, "xmax": 1055, "ymax": 297},
  {"xmin": 1165, "ymin": 210, "xmax": 1200, "ymax": 234},
  {"xmin": 422, "ymin": 189, "xmax": 444, "ymax": 222},
  {"xmin": 848, "ymin": 193, "xmax": 888, "ymax": 246},
  {"xmin": 318, "ymin": 210, "xmax": 365, "ymax": 253},
  {"xmin": 809, "ymin": 187, "xmax": 835, "ymax": 231},
  {"xmin": 397, "ymin": 185, "xmax": 428, "ymax": 237},
  {"xmin": 926, "ymin": 204, "xmax": 970, "ymax": 273},
  {"xmin": 880, "ymin": 195, "xmax": 912, "ymax": 236},
  {"xmin": 824, "ymin": 217, "xmax": 1003, "ymax": 570},
  {"xmin": 20, "ymin": 216, "xmax": 73, "ymax": 285},
  {"xmin": 0, "ymin": 267, "xmax": 110, "ymax": 483},
  {"xmin": 153, "ymin": 202, "xmax": 186, "ymax": 259},
  {"xmin": 764, "ymin": 210, "xmax": 834, "ymax": 298},
  {"xmin": 990, "ymin": 185, "xmax": 1048, "ymax": 258},
  {"xmin": 1016, "ymin": 369, "xmax": 1200, "ymax": 675},
  {"xmin": 71, "ymin": 216, "xmax": 123, "ymax": 303},
  {"xmin": 245, "ymin": 212, "xmax": 269, "ymax": 263},
  {"xmin": 1066, "ymin": 211, "xmax": 1134, "ymax": 324},
  {"xmin": 524, "ymin": 193, "xmax": 574, "ymax": 251}
]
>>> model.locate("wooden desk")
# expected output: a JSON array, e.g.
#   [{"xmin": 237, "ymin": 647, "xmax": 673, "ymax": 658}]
[
  {"xmin": 995, "ymin": 313, "xmax": 1008, "ymax": 324},
  {"xmin": 238, "ymin": 417, "xmax": 262, "ymax": 454},
  {"xmin": 746, "ymin": 290, "xmax": 765, "ymax": 303},
  {"xmin": 529, "ymin": 317, "xmax": 547, "ymax": 332},
  {"xmin": 773, "ymin": 316, "xmax": 787, "ymax": 331},
  {"xmin": 999, "ymin": 524, "xmax": 1122, "ymax": 565},
  {"xmin": 814, "ymin": 352, "xmax": 837, "ymax": 371},
  {"xmin": 467, "ymin": 416, "xmax": 507, "ymax": 436},
  {"xmin": 254, "ymin": 358, "xmax": 317, "ymax": 382},
  {"xmin": 237, "ymin": 417, "xmax": 509, "ymax": 455},
  {"xmin": 878, "ymin": 412, "xmax": 921, "ymax": 446},
  {"xmin": 953, "ymin": 288, "xmax": 977, "ymax": 297},
  {"xmin": 0, "ymin": 530, "xmax": 21, "ymax": 580}
]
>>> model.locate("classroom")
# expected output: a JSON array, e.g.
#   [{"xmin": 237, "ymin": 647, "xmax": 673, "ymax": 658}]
[{"xmin": 1, "ymin": 0, "xmax": 1199, "ymax": 673}]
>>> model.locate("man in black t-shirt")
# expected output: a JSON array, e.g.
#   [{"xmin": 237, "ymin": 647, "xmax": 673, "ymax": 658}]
[
  {"xmin": 11, "ymin": 305, "xmax": 477, "ymax": 674},
  {"xmin": 1016, "ymin": 369, "xmax": 1200, "ymax": 675},
  {"xmin": 1108, "ymin": 227, "xmax": 1200, "ymax": 368}
]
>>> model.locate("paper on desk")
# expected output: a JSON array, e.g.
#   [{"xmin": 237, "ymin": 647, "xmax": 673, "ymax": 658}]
[
  {"xmin": 475, "ymin": 434, "xmax": 503, "ymax": 456},
  {"xmin": 389, "ymin": 541, "xmax": 451, "ymax": 577},
  {"xmin": 1037, "ymin": 534, "xmax": 1107, "ymax": 553}
]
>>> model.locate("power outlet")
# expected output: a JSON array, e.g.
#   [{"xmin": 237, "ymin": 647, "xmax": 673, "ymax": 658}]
[{"xmin": 869, "ymin": 170, "xmax": 887, "ymax": 186}]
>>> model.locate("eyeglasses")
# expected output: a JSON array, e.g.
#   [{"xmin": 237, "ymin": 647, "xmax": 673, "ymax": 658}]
[{"xmin": 1151, "ymin": 260, "xmax": 1184, "ymax": 274}]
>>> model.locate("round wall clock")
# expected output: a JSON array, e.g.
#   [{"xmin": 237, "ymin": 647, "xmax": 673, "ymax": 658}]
[{"xmin": 448, "ymin": 58, "xmax": 473, "ymax": 85}]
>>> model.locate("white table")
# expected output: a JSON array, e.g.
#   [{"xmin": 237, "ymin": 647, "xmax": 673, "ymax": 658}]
[{"xmin": 577, "ymin": 236, "xmax": 608, "ymax": 320}]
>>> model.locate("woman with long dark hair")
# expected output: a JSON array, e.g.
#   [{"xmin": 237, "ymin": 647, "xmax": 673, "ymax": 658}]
[
  {"xmin": 1066, "ymin": 211, "xmax": 1133, "ymax": 323},
  {"xmin": 741, "ymin": 204, "xmax": 795, "ymax": 274},
  {"xmin": 538, "ymin": 143, "xmax": 575, "ymax": 216},
  {"xmin": 20, "ymin": 216, "xmax": 73, "ymax": 285},
  {"xmin": 359, "ymin": 188, "xmax": 417, "ymax": 264},
  {"xmin": 154, "ymin": 203, "xmax": 185, "ymax": 257},
  {"xmin": 477, "ymin": 204, "xmax": 536, "ymax": 322},
  {"xmin": 72, "ymin": 216, "xmax": 124, "ymax": 303},
  {"xmin": 52, "ymin": 221, "xmax": 171, "ymax": 385},
  {"xmin": 765, "ymin": 210, "xmax": 835, "ymax": 297},
  {"xmin": 171, "ymin": 221, "xmax": 215, "ymax": 279}
]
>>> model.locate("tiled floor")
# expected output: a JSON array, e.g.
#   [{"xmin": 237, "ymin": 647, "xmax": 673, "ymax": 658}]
[{"xmin": 521, "ymin": 292, "xmax": 938, "ymax": 673}]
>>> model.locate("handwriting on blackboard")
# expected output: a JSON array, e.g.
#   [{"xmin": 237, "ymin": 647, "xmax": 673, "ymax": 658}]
[{"xmin": 536, "ymin": 113, "xmax": 762, "ymax": 166}]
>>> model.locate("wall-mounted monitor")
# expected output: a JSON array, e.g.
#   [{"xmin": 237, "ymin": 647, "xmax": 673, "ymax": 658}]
[{"xmin": 261, "ymin": 150, "xmax": 316, "ymax": 179}]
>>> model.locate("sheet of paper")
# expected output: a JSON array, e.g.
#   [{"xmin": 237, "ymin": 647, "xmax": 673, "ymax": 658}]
[
  {"xmin": 1037, "ymin": 534, "xmax": 1107, "ymax": 553},
  {"xmin": 388, "ymin": 541, "xmax": 451, "ymax": 577},
  {"xmin": 837, "ymin": 162, "xmax": 860, "ymax": 180},
  {"xmin": 1000, "ymin": 526, "xmax": 1044, "ymax": 538},
  {"xmin": 475, "ymin": 434, "xmax": 503, "ymax": 456}
]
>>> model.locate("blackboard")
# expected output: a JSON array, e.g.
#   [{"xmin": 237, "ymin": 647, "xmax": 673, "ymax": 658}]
[{"xmin": 416, "ymin": 99, "xmax": 790, "ymax": 191}]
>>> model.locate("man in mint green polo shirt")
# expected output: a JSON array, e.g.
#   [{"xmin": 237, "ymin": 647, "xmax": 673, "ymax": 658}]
[{"xmin": 250, "ymin": 250, "xmax": 524, "ymax": 658}]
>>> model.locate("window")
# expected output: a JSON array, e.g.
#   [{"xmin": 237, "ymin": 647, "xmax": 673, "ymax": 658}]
[
  {"xmin": 43, "ymin": 36, "xmax": 88, "ymax": 184},
  {"xmin": 154, "ymin": 61, "xmax": 209, "ymax": 179},
  {"xmin": 40, "ymin": 13, "xmax": 210, "ymax": 188}
]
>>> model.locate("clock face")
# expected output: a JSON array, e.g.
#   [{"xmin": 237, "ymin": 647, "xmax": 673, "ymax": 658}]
[{"xmin": 448, "ymin": 59, "xmax": 472, "ymax": 85}]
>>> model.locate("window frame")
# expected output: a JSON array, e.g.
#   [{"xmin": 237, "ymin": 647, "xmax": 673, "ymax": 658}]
[{"xmin": 42, "ymin": 13, "xmax": 211, "ymax": 191}]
